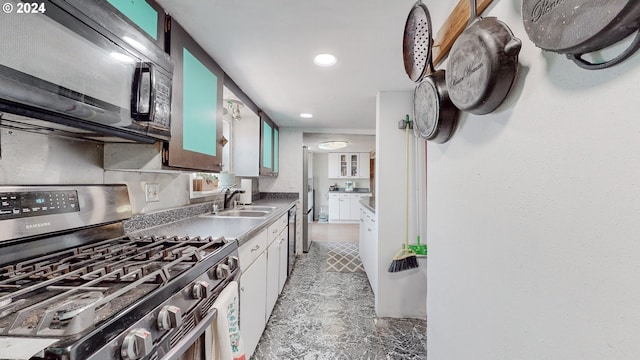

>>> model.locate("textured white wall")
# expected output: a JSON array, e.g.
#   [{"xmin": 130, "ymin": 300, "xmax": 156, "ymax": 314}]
[
  {"xmin": 427, "ymin": 2, "xmax": 640, "ymax": 359},
  {"xmin": 375, "ymin": 91, "xmax": 427, "ymax": 318}
]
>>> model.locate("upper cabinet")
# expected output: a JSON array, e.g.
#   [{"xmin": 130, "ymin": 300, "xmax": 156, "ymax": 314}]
[
  {"xmin": 259, "ymin": 114, "xmax": 279, "ymax": 176},
  {"xmin": 106, "ymin": 0, "xmax": 165, "ymax": 46},
  {"xmin": 162, "ymin": 19, "xmax": 224, "ymax": 172},
  {"xmin": 328, "ymin": 152, "xmax": 370, "ymax": 179}
]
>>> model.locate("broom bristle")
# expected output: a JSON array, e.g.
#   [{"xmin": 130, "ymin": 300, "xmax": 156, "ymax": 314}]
[{"xmin": 388, "ymin": 248, "xmax": 419, "ymax": 273}]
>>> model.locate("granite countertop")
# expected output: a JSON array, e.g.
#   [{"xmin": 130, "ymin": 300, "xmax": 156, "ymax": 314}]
[
  {"xmin": 328, "ymin": 188, "xmax": 372, "ymax": 193},
  {"xmin": 360, "ymin": 196, "xmax": 375, "ymax": 213},
  {"xmin": 128, "ymin": 198, "xmax": 298, "ymax": 247}
]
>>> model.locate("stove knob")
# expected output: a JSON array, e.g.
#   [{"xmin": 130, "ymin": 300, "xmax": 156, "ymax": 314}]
[
  {"xmin": 215, "ymin": 264, "xmax": 231, "ymax": 280},
  {"xmin": 157, "ymin": 305, "xmax": 183, "ymax": 331},
  {"xmin": 226, "ymin": 256, "xmax": 239, "ymax": 270},
  {"xmin": 192, "ymin": 280, "xmax": 210, "ymax": 299},
  {"xmin": 121, "ymin": 328, "xmax": 153, "ymax": 360}
]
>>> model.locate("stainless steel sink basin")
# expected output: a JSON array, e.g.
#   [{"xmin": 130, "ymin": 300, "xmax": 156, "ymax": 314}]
[
  {"xmin": 236, "ymin": 205, "xmax": 277, "ymax": 212},
  {"xmin": 213, "ymin": 210, "xmax": 270, "ymax": 218}
]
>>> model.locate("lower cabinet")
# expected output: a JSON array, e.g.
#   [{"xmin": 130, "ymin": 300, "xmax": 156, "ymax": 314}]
[
  {"xmin": 239, "ymin": 211, "xmax": 291, "ymax": 358},
  {"xmin": 266, "ymin": 224, "xmax": 289, "ymax": 321},
  {"xmin": 278, "ymin": 233, "xmax": 288, "ymax": 294},
  {"xmin": 359, "ymin": 203, "xmax": 378, "ymax": 295},
  {"xmin": 266, "ymin": 238, "xmax": 280, "ymax": 318},
  {"xmin": 329, "ymin": 193, "xmax": 371, "ymax": 222},
  {"xmin": 240, "ymin": 251, "xmax": 267, "ymax": 358}
]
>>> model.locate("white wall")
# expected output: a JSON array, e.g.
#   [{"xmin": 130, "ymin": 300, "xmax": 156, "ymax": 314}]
[
  {"xmin": 427, "ymin": 3, "xmax": 640, "ymax": 360},
  {"xmin": 259, "ymin": 127, "xmax": 303, "ymax": 198},
  {"xmin": 375, "ymin": 91, "xmax": 427, "ymax": 318}
]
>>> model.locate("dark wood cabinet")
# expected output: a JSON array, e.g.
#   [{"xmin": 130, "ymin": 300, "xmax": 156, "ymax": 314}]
[{"xmin": 162, "ymin": 18, "xmax": 224, "ymax": 172}]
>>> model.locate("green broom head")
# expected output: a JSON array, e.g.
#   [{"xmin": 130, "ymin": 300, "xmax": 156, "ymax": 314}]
[
  {"xmin": 388, "ymin": 247, "xmax": 419, "ymax": 273},
  {"xmin": 407, "ymin": 236, "xmax": 427, "ymax": 255}
]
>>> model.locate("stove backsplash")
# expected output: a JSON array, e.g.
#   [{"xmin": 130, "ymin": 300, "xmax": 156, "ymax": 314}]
[{"xmin": 0, "ymin": 129, "xmax": 225, "ymax": 214}]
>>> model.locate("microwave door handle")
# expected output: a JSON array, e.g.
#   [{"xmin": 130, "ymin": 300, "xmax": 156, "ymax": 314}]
[{"xmin": 131, "ymin": 62, "xmax": 154, "ymax": 121}]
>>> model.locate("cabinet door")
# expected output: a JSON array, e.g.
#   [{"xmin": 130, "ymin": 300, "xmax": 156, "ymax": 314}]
[
  {"xmin": 240, "ymin": 252, "xmax": 267, "ymax": 359},
  {"xmin": 349, "ymin": 153, "xmax": 359, "ymax": 177},
  {"xmin": 328, "ymin": 153, "xmax": 341, "ymax": 179},
  {"xmin": 339, "ymin": 154, "xmax": 348, "ymax": 177},
  {"xmin": 349, "ymin": 195, "xmax": 361, "ymax": 221},
  {"xmin": 359, "ymin": 153, "xmax": 371, "ymax": 179},
  {"xmin": 278, "ymin": 233, "xmax": 288, "ymax": 294},
  {"xmin": 259, "ymin": 114, "xmax": 279, "ymax": 176},
  {"xmin": 338, "ymin": 194, "xmax": 350, "ymax": 220},
  {"xmin": 328, "ymin": 194, "xmax": 340, "ymax": 221},
  {"xmin": 106, "ymin": 0, "xmax": 164, "ymax": 45},
  {"xmin": 163, "ymin": 20, "xmax": 223, "ymax": 171},
  {"xmin": 266, "ymin": 240, "xmax": 280, "ymax": 320}
]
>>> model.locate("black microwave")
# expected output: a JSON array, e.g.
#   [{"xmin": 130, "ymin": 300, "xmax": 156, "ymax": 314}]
[{"xmin": 0, "ymin": 0, "xmax": 173, "ymax": 143}]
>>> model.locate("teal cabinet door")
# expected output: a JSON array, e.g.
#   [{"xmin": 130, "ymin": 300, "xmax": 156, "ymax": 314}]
[
  {"xmin": 262, "ymin": 120, "xmax": 272, "ymax": 169},
  {"xmin": 259, "ymin": 115, "xmax": 278, "ymax": 176},
  {"xmin": 106, "ymin": 0, "xmax": 162, "ymax": 42}
]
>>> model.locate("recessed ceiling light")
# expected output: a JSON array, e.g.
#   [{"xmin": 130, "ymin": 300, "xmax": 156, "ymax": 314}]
[
  {"xmin": 300, "ymin": 113, "xmax": 313, "ymax": 118},
  {"xmin": 318, "ymin": 141, "xmax": 348, "ymax": 150},
  {"xmin": 313, "ymin": 53, "xmax": 337, "ymax": 67}
]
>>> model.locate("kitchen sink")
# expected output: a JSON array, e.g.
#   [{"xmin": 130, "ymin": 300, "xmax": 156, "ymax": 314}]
[
  {"xmin": 212, "ymin": 210, "xmax": 270, "ymax": 218},
  {"xmin": 235, "ymin": 205, "xmax": 277, "ymax": 212}
]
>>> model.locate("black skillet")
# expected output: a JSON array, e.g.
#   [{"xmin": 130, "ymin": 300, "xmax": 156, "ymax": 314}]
[
  {"xmin": 522, "ymin": 0, "xmax": 640, "ymax": 70},
  {"xmin": 445, "ymin": 0, "xmax": 522, "ymax": 115},
  {"xmin": 408, "ymin": 2, "xmax": 459, "ymax": 143}
]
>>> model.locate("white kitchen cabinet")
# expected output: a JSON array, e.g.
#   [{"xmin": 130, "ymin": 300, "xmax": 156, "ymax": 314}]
[
  {"xmin": 329, "ymin": 193, "xmax": 371, "ymax": 222},
  {"xmin": 266, "ymin": 239, "xmax": 280, "ymax": 318},
  {"xmin": 328, "ymin": 193, "xmax": 340, "ymax": 221},
  {"xmin": 328, "ymin": 153, "xmax": 341, "ymax": 178},
  {"xmin": 278, "ymin": 233, "xmax": 288, "ymax": 293},
  {"xmin": 266, "ymin": 213, "xmax": 289, "ymax": 321},
  {"xmin": 359, "ymin": 203, "xmax": 377, "ymax": 295},
  {"xmin": 327, "ymin": 152, "xmax": 370, "ymax": 179},
  {"xmin": 240, "ymin": 251, "xmax": 267, "ymax": 359},
  {"xmin": 339, "ymin": 193, "xmax": 350, "ymax": 219}
]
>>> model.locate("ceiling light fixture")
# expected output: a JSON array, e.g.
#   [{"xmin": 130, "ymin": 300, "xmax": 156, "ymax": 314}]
[
  {"xmin": 313, "ymin": 53, "xmax": 337, "ymax": 66},
  {"xmin": 318, "ymin": 141, "xmax": 348, "ymax": 150},
  {"xmin": 300, "ymin": 113, "xmax": 313, "ymax": 118}
]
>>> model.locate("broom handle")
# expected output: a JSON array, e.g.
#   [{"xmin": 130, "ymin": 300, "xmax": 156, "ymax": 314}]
[{"xmin": 405, "ymin": 116, "xmax": 410, "ymax": 250}]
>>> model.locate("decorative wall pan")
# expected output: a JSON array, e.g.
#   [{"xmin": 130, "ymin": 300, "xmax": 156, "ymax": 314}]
[
  {"xmin": 403, "ymin": 0, "xmax": 432, "ymax": 82},
  {"xmin": 445, "ymin": 0, "xmax": 522, "ymax": 115},
  {"xmin": 522, "ymin": 0, "xmax": 640, "ymax": 70},
  {"xmin": 409, "ymin": 3, "xmax": 459, "ymax": 143}
]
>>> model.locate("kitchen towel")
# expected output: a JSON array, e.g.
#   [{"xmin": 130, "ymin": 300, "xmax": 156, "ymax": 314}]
[{"xmin": 211, "ymin": 280, "xmax": 246, "ymax": 360}]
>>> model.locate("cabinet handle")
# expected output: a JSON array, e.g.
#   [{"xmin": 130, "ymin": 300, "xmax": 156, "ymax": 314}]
[
  {"xmin": 251, "ymin": 245, "xmax": 260, "ymax": 252},
  {"xmin": 272, "ymin": 229, "xmax": 279, "ymax": 234},
  {"xmin": 368, "ymin": 228, "xmax": 372, "ymax": 232},
  {"xmin": 241, "ymin": 287, "xmax": 245, "ymax": 292}
]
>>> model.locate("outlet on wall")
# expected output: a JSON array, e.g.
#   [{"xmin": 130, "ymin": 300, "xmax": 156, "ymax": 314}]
[{"xmin": 145, "ymin": 183, "xmax": 160, "ymax": 202}]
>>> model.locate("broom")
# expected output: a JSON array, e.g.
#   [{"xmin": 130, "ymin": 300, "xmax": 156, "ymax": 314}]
[{"xmin": 388, "ymin": 115, "xmax": 419, "ymax": 273}]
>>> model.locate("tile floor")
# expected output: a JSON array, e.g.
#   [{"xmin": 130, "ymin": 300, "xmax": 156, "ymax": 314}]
[{"xmin": 250, "ymin": 232, "xmax": 427, "ymax": 359}]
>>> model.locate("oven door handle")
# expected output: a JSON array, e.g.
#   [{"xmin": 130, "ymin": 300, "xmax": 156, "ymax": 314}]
[{"xmin": 160, "ymin": 307, "xmax": 218, "ymax": 360}]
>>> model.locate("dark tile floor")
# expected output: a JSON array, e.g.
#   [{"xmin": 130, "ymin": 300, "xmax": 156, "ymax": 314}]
[{"xmin": 251, "ymin": 242, "xmax": 427, "ymax": 359}]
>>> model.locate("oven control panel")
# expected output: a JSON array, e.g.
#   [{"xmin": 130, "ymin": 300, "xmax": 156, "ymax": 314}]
[{"xmin": 0, "ymin": 190, "xmax": 79, "ymax": 220}]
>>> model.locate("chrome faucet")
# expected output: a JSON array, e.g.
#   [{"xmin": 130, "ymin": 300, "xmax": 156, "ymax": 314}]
[{"xmin": 223, "ymin": 188, "xmax": 245, "ymax": 209}]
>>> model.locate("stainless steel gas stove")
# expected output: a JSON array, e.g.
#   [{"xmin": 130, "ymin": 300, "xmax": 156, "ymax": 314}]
[{"xmin": 0, "ymin": 185, "xmax": 239, "ymax": 360}]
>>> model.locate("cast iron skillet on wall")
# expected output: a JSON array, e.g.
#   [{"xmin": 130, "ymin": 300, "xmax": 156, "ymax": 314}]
[
  {"xmin": 445, "ymin": 0, "xmax": 522, "ymax": 115},
  {"xmin": 404, "ymin": 1, "xmax": 459, "ymax": 143},
  {"xmin": 522, "ymin": 0, "xmax": 640, "ymax": 70}
]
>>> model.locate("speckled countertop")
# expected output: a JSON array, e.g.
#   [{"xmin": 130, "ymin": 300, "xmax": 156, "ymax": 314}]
[
  {"xmin": 360, "ymin": 196, "xmax": 375, "ymax": 213},
  {"xmin": 128, "ymin": 198, "xmax": 299, "ymax": 246}
]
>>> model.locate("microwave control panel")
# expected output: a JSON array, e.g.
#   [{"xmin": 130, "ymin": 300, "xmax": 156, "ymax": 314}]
[{"xmin": 0, "ymin": 190, "xmax": 79, "ymax": 220}]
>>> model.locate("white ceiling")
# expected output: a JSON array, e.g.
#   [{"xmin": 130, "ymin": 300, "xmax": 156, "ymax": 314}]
[{"xmin": 156, "ymin": 0, "xmax": 459, "ymax": 133}]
